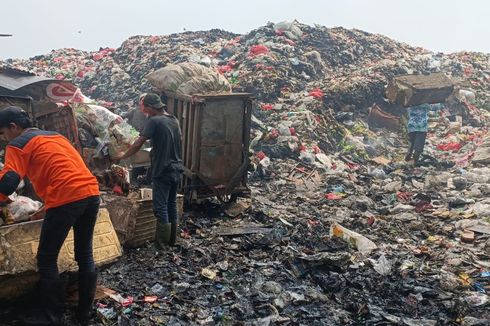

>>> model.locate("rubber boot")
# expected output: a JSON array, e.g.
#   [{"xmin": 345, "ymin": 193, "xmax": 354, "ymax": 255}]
[
  {"xmin": 77, "ymin": 270, "xmax": 98, "ymax": 326},
  {"xmin": 155, "ymin": 221, "xmax": 172, "ymax": 249},
  {"xmin": 404, "ymin": 152, "xmax": 413, "ymax": 162},
  {"xmin": 413, "ymin": 153, "xmax": 421, "ymax": 167},
  {"xmin": 20, "ymin": 278, "xmax": 66, "ymax": 326},
  {"xmin": 169, "ymin": 219, "xmax": 178, "ymax": 246}
]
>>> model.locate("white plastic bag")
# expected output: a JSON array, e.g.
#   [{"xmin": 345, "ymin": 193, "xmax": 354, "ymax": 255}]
[
  {"xmin": 8, "ymin": 195, "xmax": 43, "ymax": 223},
  {"xmin": 330, "ymin": 223, "xmax": 377, "ymax": 254},
  {"xmin": 371, "ymin": 254, "xmax": 392, "ymax": 276}
]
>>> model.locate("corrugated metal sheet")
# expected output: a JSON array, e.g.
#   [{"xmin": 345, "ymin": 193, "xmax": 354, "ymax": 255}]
[{"xmin": 0, "ymin": 67, "xmax": 55, "ymax": 91}]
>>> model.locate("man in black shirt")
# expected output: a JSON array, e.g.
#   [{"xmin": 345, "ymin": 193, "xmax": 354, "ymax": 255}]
[{"xmin": 115, "ymin": 93, "xmax": 183, "ymax": 247}]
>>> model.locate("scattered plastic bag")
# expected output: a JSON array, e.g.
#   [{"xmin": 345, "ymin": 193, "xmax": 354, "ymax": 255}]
[
  {"xmin": 7, "ymin": 195, "xmax": 43, "ymax": 223},
  {"xmin": 249, "ymin": 45, "xmax": 269, "ymax": 56},
  {"xmin": 330, "ymin": 223, "xmax": 377, "ymax": 254},
  {"xmin": 371, "ymin": 254, "xmax": 392, "ymax": 276},
  {"xmin": 465, "ymin": 293, "xmax": 488, "ymax": 307}
]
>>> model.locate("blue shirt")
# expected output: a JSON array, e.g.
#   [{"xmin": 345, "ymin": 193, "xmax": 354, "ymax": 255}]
[{"xmin": 407, "ymin": 103, "xmax": 444, "ymax": 133}]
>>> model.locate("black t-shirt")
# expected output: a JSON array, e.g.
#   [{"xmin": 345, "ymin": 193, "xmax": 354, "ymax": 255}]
[{"xmin": 140, "ymin": 114, "xmax": 182, "ymax": 178}]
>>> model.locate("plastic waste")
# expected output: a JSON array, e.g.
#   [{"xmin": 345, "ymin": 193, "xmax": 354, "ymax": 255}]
[
  {"xmin": 371, "ymin": 254, "xmax": 392, "ymax": 276},
  {"xmin": 150, "ymin": 283, "xmax": 164, "ymax": 294},
  {"xmin": 97, "ymin": 307, "xmax": 117, "ymax": 320},
  {"xmin": 273, "ymin": 21, "xmax": 303, "ymax": 40},
  {"xmin": 277, "ymin": 123, "xmax": 292, "ymax": 136},
  {"xmin": 7, "ymin": 195, "xmax": 43, "ymax": 223},
  {"xmin": 465, "ymin": 293, "xmax": 488, "ymax": 307},
  {"xmin": 201, "ymin": 267, "xmax": 218, "ymax": 280},
  {"xmin": 299, "ymin": 151, "xmax": 316, "ymax": 165},
  {"xmin": 457, "ymin": 89, "xmax": 476, "ymax": 102},
  {"xmin": 330, "ymin": 223, "xmax": 377, "ymax": 254},
  {"xmin": 369, "ymin": 167, "xmax": 386, "ymax": 180}
]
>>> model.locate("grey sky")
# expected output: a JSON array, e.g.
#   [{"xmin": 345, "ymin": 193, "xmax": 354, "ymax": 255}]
[{"xmin": 0, "ymin": 0, "xmax": 488, "ymax": 60}]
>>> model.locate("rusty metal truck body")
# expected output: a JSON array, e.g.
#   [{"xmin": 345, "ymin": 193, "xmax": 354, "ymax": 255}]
[{"xmin": 164, "ymin": 92, "xmax": 252, "ymax": 204}]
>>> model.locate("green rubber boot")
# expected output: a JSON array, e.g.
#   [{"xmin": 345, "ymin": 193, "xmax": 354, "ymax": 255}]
[
  {"xmin": 155, "ymin": 221, "xmax": 172, "ymax": 249},
  {"xmin": 169, "ymin": 220, "xmax": 178, "ymax": 246}
]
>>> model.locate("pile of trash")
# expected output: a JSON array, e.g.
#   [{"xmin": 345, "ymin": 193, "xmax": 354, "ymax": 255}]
[
  {"xmin": 1, "ymin": 21, "xmax": 490, "ymax": 324},
  {"xmin": 3, "ymin": 21, "xmax": 489, "ymax": 113}
]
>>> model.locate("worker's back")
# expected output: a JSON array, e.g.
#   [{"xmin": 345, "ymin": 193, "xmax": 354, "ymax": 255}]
[{"xmin": 5, "ymin": 129, "xmax": 99, "ymax": 208}]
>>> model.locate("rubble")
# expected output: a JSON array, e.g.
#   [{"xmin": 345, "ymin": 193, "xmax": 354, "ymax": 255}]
[{"xmin": 1, "ymin": 20, "xmax": 490, "ymax": 325}]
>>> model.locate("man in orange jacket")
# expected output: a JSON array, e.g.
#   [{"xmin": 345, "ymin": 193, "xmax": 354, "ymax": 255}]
[{"xmin": 0, "ymin": 106, "xmax": 100, "ymax": 326}]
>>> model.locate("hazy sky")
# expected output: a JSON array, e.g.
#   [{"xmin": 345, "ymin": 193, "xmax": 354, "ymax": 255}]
[{"xmin": 0, "ymin": 0, "xmax": 488, "ymax": 60}]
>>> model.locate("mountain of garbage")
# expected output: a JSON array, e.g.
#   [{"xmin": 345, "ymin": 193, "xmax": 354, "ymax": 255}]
[
  {"xmin": 2, "ymin": 21, "xmax": 490, "ymax": 325},
  {"xmin": 2, "ymin": 21, "xmax": 489, "ymax": 112}
]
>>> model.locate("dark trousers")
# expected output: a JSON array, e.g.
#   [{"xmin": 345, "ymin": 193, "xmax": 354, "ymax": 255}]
[
  {"xmin": 152, "ymin": 177, "xmax": 178, "ymax": 224},
  {"xmin": 37, "ymin": 196, "xmax": 100, "ymax": 280},
  {"xmin": 407, "ymin": 131, "xmax": 427, "ymax": 159}
]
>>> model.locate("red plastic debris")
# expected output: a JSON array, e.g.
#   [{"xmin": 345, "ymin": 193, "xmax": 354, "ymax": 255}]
[
  {"xmin": 218, "ymin": 65, "xmax": 233, "ymax": 74},
  {"xmin": 112, "ymin": 185, "xmax": 123, "ymax": 195},
  {"xmin": 269, "ymin": 129, "xmax": 279, "ymax": 139},
  {"xmin": 144, "ymin": 296, "xmax": 158, "ymax": 303},
  {"xmin": 436, "ymin": 142, "xmax": 463, "ymax": 152},
  {"xmin": 347, "ymin": 163, "xmax": 360, "ymax": 170},
  {"xmin": 261, "ymin": 103, "xmax": 274, "ymax": 111},
  {"xmin": 325, "ymin": 193, "xmax": 342, "ymax": 200},
  {"xmin": 415, "ymin": 202, "xmax": 433, "ymax": 213},
  {"xmin": 149, "ymin": 36, "xmax": 159, "ymax": 44},
  {"xmin": 367, "ymin": 216, "xmax": 376, "ymax": 226},
  {"xmin": 396, "ymin": 191, "xmax": 413, "ymax": 203},
  {"xmin": 307, "ymin": 219, "xmax": 321, "ymax": 226},
  {"xmin": 92, "ymin": 53, "xmax": 104, "ymax": 61},
  {"xmin": 249, "ymin": 45, "xmax": 269, "ymax": 56},
  {"xmin": 308, "ymin": 88, "xmax": 324, "ymax": 99},
  {"xmin": 256, "ymin": 151, "xmax": 266, "ymax": 161}
]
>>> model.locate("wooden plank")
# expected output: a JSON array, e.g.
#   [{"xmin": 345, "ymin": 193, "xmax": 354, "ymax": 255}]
[
  {"xmin": 214, "ymin": 224, "xmax": 272, "ymax": 236},
  {"xmin": 181, "ymin": 102, "xmax": 188, "ymax": 168},
  {"xmin": 241, "ymin": 99, "xmax": 252, "ymax": 186},
  {"xmin": 177, "ymin": 100, "xmax": 184, "ymax": 128},
  {"xmin": 190, "ymin": 103, "xmax": 202, "ymax": 172},
  {"xmin": 185, "ymin": 102, "xmax": 194, "ymax": 170}
]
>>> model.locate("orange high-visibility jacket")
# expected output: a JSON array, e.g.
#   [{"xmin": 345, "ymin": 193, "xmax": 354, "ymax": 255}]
[{"xmin": 0, "ymin": 129, "xmax": 99, "ymax": 209}]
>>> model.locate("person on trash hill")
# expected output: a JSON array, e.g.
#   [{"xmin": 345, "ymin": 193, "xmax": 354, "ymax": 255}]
[
  {"xmin": 114, "ymin": 93, "xmax": 183, "ymax": 248},
  {"xmin": 405, "ymin": 102, "xmax": 444, "ymax": 167},
  {"xmin": 0, "ymin": 106, "xmax": 100, "ymax": 326}
]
